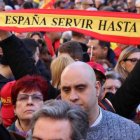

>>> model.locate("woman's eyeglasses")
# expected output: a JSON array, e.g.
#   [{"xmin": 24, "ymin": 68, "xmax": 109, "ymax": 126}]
[
  {"xmin": 123, "ymin": 58, "xmax": 140, "ymax": 63},
  {"xmin": 17, "ymin": 94, "xmax": 43, "ymax": 102}
]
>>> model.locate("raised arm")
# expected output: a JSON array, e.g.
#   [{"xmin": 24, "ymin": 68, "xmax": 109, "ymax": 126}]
[
  {"xmin": 0, "ymin": 31, "xmax": 39, "ymax": 80},
  {"xmin": 0, "ymin": 31, "xmax": 60, "ymax": 99}
]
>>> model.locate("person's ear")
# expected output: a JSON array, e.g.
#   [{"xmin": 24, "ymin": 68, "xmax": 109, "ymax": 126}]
[
  {"xmin": 14, "ymin": 105, "xmax": 16, "ymax": 115},
  {"xmin": 95, "ymin": 81, "xmax": 101, "ymax": 97},
  {"xmin": 120, "ymin": 60, "xmax": 126, "ymax": 70},
  {"xmin": 103, "ymin": 47, "xmax": 108, "ymax": 54}
]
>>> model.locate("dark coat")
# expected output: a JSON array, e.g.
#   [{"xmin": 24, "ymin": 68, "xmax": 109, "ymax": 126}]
[
  {"xmin": 110, "ymin": 60, "xmax": 140, "ymax": 119},
  {"xmin": 0, "ymin": 74, "xmax": 13, "ymax": 89},
  {"xmin": 0, "ymin": 124, "xmax": 25, "ymax": 140}
]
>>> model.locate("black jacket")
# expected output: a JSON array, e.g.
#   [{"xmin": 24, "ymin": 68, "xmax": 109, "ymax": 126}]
[
  {"xmin": 0, "ymin": 124, "xmax": 25, "ymax": 140},
  {"xmin": 36, "ymin": 59, "xmax": 51, "ymax": 81},
  {"xmin": 0, "ymin": 74, "xmax": 13, "ymax": 89}
]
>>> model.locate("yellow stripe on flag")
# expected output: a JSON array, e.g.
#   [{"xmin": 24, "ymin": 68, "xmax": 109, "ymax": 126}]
[{"xmin": 0, "ymin": 9, "xmax": 140, "ymax": 45}]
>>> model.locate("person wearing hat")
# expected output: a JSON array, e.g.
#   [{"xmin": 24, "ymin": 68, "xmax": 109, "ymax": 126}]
[
  {"xmin": 87, "ymin": 61, "xmax": 106, "ymax": 100},
  {"xmin": 87, "ymin": 61, "xmax": 115, "ymax": 113},
  {"xmin": 0, "ymin": 82, "xmax": 25, "ymax": 140},
  {"xmin": 0, "ymin": 81, "xmax": 16, "ymax": 127}
]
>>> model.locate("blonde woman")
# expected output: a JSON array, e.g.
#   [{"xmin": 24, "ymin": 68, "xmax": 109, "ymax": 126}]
[
  {"xmin": 114, "ymin": 46, "xmax": 140, "ymax": 81},
  {"xmin": 51, "ymin": 55, "xmax": 75, "ymax": 89}
]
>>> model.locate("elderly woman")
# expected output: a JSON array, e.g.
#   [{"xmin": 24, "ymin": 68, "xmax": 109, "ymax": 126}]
[{"xmin": 8, "ymin": 75, "xmax": 48, "ymax": 138}]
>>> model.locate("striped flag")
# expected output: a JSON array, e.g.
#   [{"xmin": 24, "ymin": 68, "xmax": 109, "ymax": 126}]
[{"xmin": 41, "ymin": 0, "xmax": 56, "ymax": 9}]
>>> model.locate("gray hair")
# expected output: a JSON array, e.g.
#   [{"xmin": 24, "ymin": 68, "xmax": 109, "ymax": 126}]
[
  {"xmin": 105, "ymin": 71, "xmax": 124, "ymax": 84},
  {"xmin": 31, "ymin": 100, "xmax": 89, "ymax": 140}
]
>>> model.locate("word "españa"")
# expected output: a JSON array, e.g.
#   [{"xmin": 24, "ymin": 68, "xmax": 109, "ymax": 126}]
[{"xmin": 5, "ymin": 15, "xmax": 47, "ymax": 25}]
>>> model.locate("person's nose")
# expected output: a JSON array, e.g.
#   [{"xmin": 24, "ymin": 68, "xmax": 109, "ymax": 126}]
[
  {"xmin": 69, "ymin": 89, "xmax": 79, "ymax": 102},
  {"xmin": 87, "ymin": 47, "xmax": 93, "ymax": 60},
  {"xmin": 87, "ymin": 47, "xmax": 91, "ymax": 54},
  {"xmin": 80, "ymin": 5, "xmax": 84, "ymax": 10},
  {"xmin": 27, "ymin": 96, "xmax": 33, "ymax": 105}
]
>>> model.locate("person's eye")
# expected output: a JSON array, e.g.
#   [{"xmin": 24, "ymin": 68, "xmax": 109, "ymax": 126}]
[
  {"xmin": 18, "ymin": 96, "xmax": 27, "ymax": 101},
  {"xmin": 62, "ymin": 88, "xmax": 70, "ymax": 93},
  {"xmin": 33, "ymin": 96, "xmax": 43, "ymax": 101},
  {"xmin": 77, "ymin": 86, "xmax": 86, "ymax": 91},
  {"xmin": 105, "ymin": 87, "xmax": 112, "ymax": 90},
  {"xmin": 92, "ymin": 47, "xmax": 96, "ymax": 50},
  {"xmin": 131, "ymin": 58, "xmax": 138, "ymax": 62}
]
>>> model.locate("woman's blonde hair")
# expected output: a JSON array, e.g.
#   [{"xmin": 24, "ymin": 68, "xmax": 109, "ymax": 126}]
[
  {"xmin": 51, "ymin": 55, "xmax": 75, "ymax": 89},
  {"xmin": 114, "ymin": 46, "xmax": 140, "ymax": 80}
]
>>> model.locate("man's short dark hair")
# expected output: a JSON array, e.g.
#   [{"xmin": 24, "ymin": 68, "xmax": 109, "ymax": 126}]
[
  {"xmin": 72, "ymin": 31, "xmax": 85, "ymax": 38},
  {"xmin": 98, "ymin": 40, "xmax": 110, "ymax": 49},
  {"xmin": 31, "ymin": 100, "xmax": 89, "ymax": 140},
  {"xmin": 58, "ymin": 41, "xmax": 83, "ymax": 61}
]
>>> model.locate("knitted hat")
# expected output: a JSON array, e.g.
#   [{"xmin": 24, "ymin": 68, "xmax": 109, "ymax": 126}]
[{"xmin": 0, "ymin": 81, "xmax": 16, "ymax": 127}]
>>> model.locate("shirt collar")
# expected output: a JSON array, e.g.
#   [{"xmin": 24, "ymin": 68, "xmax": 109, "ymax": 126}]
[{"xmin": 90, "ymin": 107, "xmax": 102, "ymax": 127}]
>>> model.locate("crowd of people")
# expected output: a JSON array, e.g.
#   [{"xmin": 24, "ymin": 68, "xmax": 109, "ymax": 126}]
[{"xmin": 0, "ymin": 0, "xmax": 140, "ymax": 140}]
